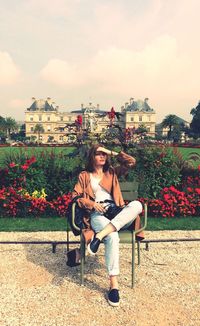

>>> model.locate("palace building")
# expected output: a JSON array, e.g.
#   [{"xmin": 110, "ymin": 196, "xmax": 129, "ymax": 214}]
[{"xmin": 25, "ymin": 97, "xmax": 156, "ymax": 143}]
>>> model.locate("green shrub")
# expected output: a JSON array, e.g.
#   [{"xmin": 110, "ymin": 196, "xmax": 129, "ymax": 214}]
[
  {"xmin": 2, "ymin": 149, "xmax": 83, "ymax": 200},
  {"xmin": 1, "ymin": 144, "xmax": 182, "ymax": 200},
  {"xmin": 126, "ymin": 145, "xmax": 181, "ymax": 198}
]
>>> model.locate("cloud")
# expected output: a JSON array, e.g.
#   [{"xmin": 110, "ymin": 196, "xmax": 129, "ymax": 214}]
[
  {"xmin": 8, "ymin": 98, "xmax": 29, "ymax": 109},
  {"xmin": 40, "ymin": 58, "xmax": 84, "ymax": 87},
  {"xmin": 39, "ymin": 33, "xmax": 198, "ymax": 122},
  {"xmin": 24, "ymin": 0, "xmax": 80, "ymax": 17},
  {"xmin": 39, "ymin": 34, "xmax": 186, "ymax": 94},
  {"xmin": 0, "ymin": 51, "xmax": 21, "ymax": 85}
]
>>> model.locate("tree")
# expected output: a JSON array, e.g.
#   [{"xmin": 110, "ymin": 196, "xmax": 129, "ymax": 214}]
[
  {"xmin": 170, "ymin": 124, "xmax": 182, "ymax": 142},
  {"xmin": 190, "ymin": 101, "xmax": 200, "ymax": 139},
  {"xmin": 11, "ymin": 124, "xmax": 26, "ymax": 142},
  {"xmin": 161, "ymin": 114, "xmax": 180, "ymax": 140},
  {"xmin": 34, "ymin": 123, "xmax": 44, "ymax": 142},
  {"xmin": 4, "ymin": 117, "xmax": 18, "ymax": 138},
  {"xmin": 0, "ymin": 116, "xmax": 6, "ymax": 135}
]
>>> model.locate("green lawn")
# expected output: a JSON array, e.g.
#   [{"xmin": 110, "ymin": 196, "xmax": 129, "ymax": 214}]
[
  {"xmin": 0, "ymin": 216, "xmax": 199, "ymax": 232},
  {"xmin": 169, "ymin": 147, "xmax": 200, "ymax": 167},
  {"xmin": 0, "ymin": 146, "xmax": 200, "ymax": 168},
  {"xmin": 0, "ymin": 146, "xmax": 75, "ymax": 167}
]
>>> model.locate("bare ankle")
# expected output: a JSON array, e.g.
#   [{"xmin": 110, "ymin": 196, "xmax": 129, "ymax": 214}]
[{"xmin": 110, "ymin": 276, "xmax": 119, "ymax": 290}]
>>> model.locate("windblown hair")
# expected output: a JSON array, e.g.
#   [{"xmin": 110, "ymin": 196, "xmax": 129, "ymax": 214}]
[{"xmin": 85, "ymin": 144, "xmax": 111, "ymax": 172}]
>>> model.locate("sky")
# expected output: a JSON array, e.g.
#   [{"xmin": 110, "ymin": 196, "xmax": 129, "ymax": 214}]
[{"xmin": 0, "ymin": 0, "xmax": 200, "ymax": 123}]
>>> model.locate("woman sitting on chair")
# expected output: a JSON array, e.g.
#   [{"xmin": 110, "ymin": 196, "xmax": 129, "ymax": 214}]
[{"xmin": 72, "ymin": 144, "xmax": 143, "ymax": 306}]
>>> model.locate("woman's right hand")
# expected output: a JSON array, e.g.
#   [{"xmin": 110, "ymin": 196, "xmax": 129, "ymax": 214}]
[
  {"xmin": 93, "ymin": 202, "xmax": 106, "ymax": 213},
  {"xmin": 97, "ymin": 147, "xmax": 118, "ymax": 156}
]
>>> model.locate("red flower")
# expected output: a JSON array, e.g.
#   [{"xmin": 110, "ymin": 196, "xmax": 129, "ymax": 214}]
[
  {"xmin": 9, "ymin": 162, "xmax": 16, "ymax": 168},
  {"xmin": 21, "ymin": 164, "xmax": 29, "ymax": 171}
]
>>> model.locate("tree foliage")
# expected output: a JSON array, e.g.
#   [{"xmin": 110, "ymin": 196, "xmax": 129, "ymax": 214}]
[
  {"xmin": 190, "ymin": 101, "xmax": 200, "ymax": 139},
  {"xmin": 34, "ymin": 123, "xmax": 45, "ymax": 141},
  {"xmin": 161, "ymin": 114, "xmax": 186, "ymax": 142}
]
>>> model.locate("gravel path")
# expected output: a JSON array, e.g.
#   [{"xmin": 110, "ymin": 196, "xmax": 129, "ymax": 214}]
[{"xmin": 0, "ymin": 231, "xmax": 200, "ymax": 326}]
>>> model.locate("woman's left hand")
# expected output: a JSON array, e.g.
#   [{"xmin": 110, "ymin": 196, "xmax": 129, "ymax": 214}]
[{"xmin": 93, "ymin": 202, "xmax": 106, "ymax": 213}]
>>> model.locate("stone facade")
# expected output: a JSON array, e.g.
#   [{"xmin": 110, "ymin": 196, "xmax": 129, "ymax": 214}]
[{"xmin": 25, "ymin": 97, "xmax": 156, "ymax": 143}]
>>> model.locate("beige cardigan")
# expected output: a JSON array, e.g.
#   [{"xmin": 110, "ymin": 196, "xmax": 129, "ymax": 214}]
[{"xmin": 72, "ymin": 151, "xmax": 144, "ymax": 242}]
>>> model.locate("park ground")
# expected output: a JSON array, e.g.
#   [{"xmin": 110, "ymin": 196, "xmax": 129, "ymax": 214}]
[{"xmin": 0, "ymin": 230, "xmax": 200, "ymax": 326}]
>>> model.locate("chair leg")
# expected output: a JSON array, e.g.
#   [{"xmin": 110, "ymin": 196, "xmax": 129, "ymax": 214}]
[
  {"xmin": 132, "ymin": 232, "xmax": 136, "ymax": 288},
  {"xmin": 80, "ymin": 233, "xmax": 85, "ymax": 285},
  {"xmin": 137, "ymin": 241, "xmax": 140, "ymax": 265},
  {"xmin": 66, "ymin": 224, "xmax": 69, "ymax": 252}
]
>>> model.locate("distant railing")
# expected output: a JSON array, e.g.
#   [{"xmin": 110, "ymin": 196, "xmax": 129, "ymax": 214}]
[{"xmin": 0, "ymin": 237, "xmax": 200, "ymax": 253}]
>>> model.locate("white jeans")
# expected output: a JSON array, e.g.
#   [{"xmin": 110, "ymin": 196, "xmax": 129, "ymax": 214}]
[{"xmin": 90, "ymin": 200, "xmax": 143, "ymax": 276}]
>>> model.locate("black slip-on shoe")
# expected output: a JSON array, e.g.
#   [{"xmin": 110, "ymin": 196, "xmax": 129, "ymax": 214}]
[
  {"xmin": 87, "ymin": 236, "xmax": 101, "ymax": 255},
  {"xmin": 108, "ymin": 289, "xmax": 120, "ymax": 307}
]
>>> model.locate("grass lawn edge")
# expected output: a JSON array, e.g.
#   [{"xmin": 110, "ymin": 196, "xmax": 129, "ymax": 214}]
[{"xmin": 0, "ymin": 216, "xmax": 199, "ymax": 232}]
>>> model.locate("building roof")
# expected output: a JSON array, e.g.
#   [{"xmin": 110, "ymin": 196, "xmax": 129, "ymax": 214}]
[
  {"xmin": 27, "ymin": 98, "xmax": 57, "ymax": 112},
  {"xmin": 125, "ymin": 98, "xmax": 155, "ymax": 112}
]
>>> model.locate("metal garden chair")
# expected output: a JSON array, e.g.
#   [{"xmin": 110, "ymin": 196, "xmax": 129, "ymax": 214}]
[{"xmin": 67, "ymin": 181, "xmax": 148, "ymax": 288}]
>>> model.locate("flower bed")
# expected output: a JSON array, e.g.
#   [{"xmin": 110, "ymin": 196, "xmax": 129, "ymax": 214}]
[
  {"xmin": 0, "ymin": 150, "xmax": 199, "ymax": 218},
  {"xmin": 0, "ymin": 186, "xmax": 71, "ymax": 217},
  {"xmin": 140, "ymin": 170, "xmax": 200, "ymax": 217}
]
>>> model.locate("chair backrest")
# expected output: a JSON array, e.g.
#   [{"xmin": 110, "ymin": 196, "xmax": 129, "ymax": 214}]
[{"xmin": 119, "ymin": 181, "xmax": 138, "ymax": 201}]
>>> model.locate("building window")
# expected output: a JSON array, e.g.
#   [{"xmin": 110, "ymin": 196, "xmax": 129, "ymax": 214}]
[
  {"xmin": 147, "ymin": 127, "xmax": 150, "ymax": 132},
  {"xmin": 102, "ymin": 128, "xmax": 105, "ymax": 132},
  {"xmin": 47, "ymin": 116, "xmax": 50, "ymax": 121},
  {"xmin": 68, "ymin": 117, "xmax": 72, "ymax": 122},
  {"xmin": 30, "ymin": 116, "xmax": 33, "ymax": 121},
  {"xmin": 139, "ymin": 115, "xmax": 142, "ymax": 122},
  {"xmin": 39, "ymin": 115, "xmax": 42, "ymax": 121},
  {"xmin": 59, "ymin": 136, "xmax": 63, "ymax": 141},
  {"xmin": 30, "ymin": 127, "xmax": 34, "ymax": 132},
  {"xmin": 148, "ymin": 115, "xmax": 151, "ymax": 122},
  {"xmin": 130, "ymin": 117, "xmax": 134, "ymax": 122},
  {"xmin": 60, "ymin": 116, "xmax": 63, "ymax": 121},
  {"xmin": 47, "ymin": 125, "xmax": 51, "ymax": 131}
]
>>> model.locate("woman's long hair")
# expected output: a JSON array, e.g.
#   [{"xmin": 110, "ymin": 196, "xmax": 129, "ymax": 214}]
[{"xmin": 85, "ymin": 144, "xmax": 111, "ymax": 172}]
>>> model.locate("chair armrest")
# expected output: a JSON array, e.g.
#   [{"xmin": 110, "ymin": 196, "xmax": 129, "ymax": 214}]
[
  {"xmin": 71, "ymin": 202, "xmax": 81, "ymax": 233},
  {"xmin": 135, "ymin": 203, "xmax": 148, "ymax": 235}
]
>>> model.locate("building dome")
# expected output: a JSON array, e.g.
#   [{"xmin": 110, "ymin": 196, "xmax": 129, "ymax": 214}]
[
  {"xmin": 27, "ymin": 98, "xmax": 57, "ymax": 112},
  {"xmin": 125, "ymin": 98, "xmax": 154, "ymax": 112}
]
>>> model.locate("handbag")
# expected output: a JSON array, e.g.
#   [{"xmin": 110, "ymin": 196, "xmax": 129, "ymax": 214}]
[
  {"xmin": 104, "ymin": 201, "xmax": 124, "ymax": 220},
  {"xmin": 67, "ymin": 196, "xmax": 86, "ymax": 236},
  {"xmin": 66, "ymin": 248, "xmax": 81, "ymax": 267}
]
